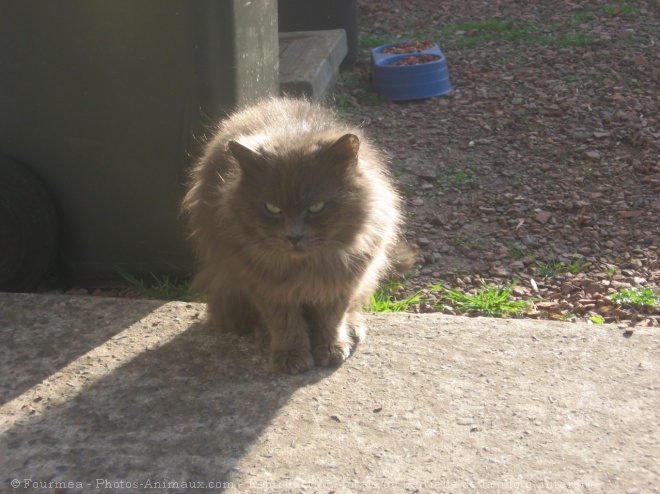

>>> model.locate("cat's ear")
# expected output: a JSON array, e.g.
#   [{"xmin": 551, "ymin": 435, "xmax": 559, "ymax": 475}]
[
  {"xmin": 228, "ymin": 140, "xmax": 265, "ymax": 176},
  {"xmin": 323, "ymin": 133, "xmax": 360, "ymax": 171}
]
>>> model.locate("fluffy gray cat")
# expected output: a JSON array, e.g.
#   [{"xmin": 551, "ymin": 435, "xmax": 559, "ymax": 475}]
[{"xmin": 182, "ymin": 98, "xmax": 412, "ymax": 374}]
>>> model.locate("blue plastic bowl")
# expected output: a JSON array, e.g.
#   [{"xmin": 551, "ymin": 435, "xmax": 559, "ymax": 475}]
[{"xmin": 372, "ymin": 52, "xmax": 452, "ymax": 101}]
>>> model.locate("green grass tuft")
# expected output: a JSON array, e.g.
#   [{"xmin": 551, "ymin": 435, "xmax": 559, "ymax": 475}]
[
  {"xmin": 118, "ymin": 269, "xmax": 199, "ymax": 302},
  {"xmin": 368, "ymin": 281, "xmax": 423, "ymax": 313},
  {"xmin": 332, "ymin": 71, "xmax": 381, "ymax": 113},
  {"xmin": 444, "ymin": 18, "xmax": 518, "ymax": 34},
  {"xmin": 359, "ymin": 35, "xmax": 395, "ymax": 50},
  {"xmin": 508, "ymin": 244, "xmax": 527, "ymax": 260},
  {"xmin": 554, "ymin": 33, "xmax": 594, "ymax": 48},
  {"xmin": 610, "ymin": 287, "xmax": 659, "ymax": 307},
  {"xmin": 433, "ymin": 282, "xmax": 531, "ymax": 317},
  {"xmin": 534, "ymin": 255, "xmax": 588, "ymax": 278},
  {"xmin": 569, "ymin": 12, "xmax": 592, "ymax": 26},
  {"xmin": 603, "ymin": 2, "xmax": 640, "ymax": 17},
  {"xmin": 441, "ymin": 16, "xmax": 594, "ymax": 50}
]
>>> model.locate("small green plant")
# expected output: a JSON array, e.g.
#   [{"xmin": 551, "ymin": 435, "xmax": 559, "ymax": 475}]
[
  {"xmin": 603, "ymin": 2, "xmax": 639, "ymax": 16},
  {"xmin": 333, "ymin": 71, "xmax": 381, "ymax": 109},
  {"xmin": 339, "ymin": 71, "xmax": 363, "ymax": 87},
  {"xmin": 619, "ymin": 3, "xmax": 639, "ymax": 15},
  {"xmin": 569, "ymin": 12, "xmax": 592, "ymax": 26},
  {"xmin": 610, "ymin": 287, "xmax": 659, "ymax": 307},
  {"xmin": 443, "ymin": 18, "xmax": 538, "ymax": 49},
  {"xmin": 534, "ymin": 255, "xmax": 587, "ymax": 277},
  {"xmin": 468, "ymin": 238, "xmax": 488, "ymax": 251},
  {"xmin": 442, "ymin": 16, "xmax": 598, "ymax": 50},
  {"xmin": 562, "ymin": 74, "xmax": 581, "ymax": 83},
  {"xmin": 525, "ymin": 34, "xmax": 554, "ymax": 46},
  {"xmin": 118, "ymin": 269, "xmax": 199, "ymax": 302},
  {"xmin": 332, "ymin": 93, "xmax": 352, "ymax": 114},
  {"xmin": 589, "ymin": 315, "xmax": 605, "ymax": 324},
  {"xmin": 508, "ymin": 244, "xmax": 526, "ymax": 260},
  {"xmin": 607, "ymin": 267, "xmax": 618, "ymax": 279},
  {"xmin": 454, "ymin": 170, "xmax": 468, "ymax": 185},
  {"xmin": 554, "ymin": 33, "xmax": 594, "ymax": 48},
  {"xmin": 455, "ymin": 37, "xmax": 481, "ymax": 49},
  {"xmin": 534, "ymin": 258, "xmax": 564, "ymax": 277},
  {"xmin": 368, "ymin": 281, "xmax": 422, "ymax": 313},
  {"xmin": 444, "ymin": 18, "xmax": 524, "ymax": 35},
  {"xmin": 433, "ymin": 282, "xmax": 531, "ymax": 317},
  {"xmin": 359, "ymin": 35, "xmax": 394, "ymax": 50},
  {"xmin": 565, "ymin": 256, "xmax": 588, "ymax": 274},
  {"xmin": 435, "ymin": 163, "xmax": 476, "ymax": 188}
]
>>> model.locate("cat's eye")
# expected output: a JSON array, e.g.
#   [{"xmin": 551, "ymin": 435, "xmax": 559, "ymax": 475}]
[
  {"xmin": 308, "ymin": 201, "xmax": 325, "ymax": 214},
  {"xmin": 265, "ymin": 203, "xmax": 281, "ymax": 214}
]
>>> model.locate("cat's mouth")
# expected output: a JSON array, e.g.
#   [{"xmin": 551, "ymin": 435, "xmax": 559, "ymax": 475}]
[
  {"xmin": 282, "ymin": 234, "xmax": 314, "ymax": 256},
  {"xmin": 283, "ymin": 238, "xmax": 321, "ymax": 257},
  {"xmin": 286, "ymin": 244, "xmax": 311, "ymax": 257}
]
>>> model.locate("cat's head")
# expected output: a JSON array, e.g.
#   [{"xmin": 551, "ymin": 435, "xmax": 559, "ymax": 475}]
[{"xmin": 227, "ymin": 133, "xmax": 368, "ymax": 257}]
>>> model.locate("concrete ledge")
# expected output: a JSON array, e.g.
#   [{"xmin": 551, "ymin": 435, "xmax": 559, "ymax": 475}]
[
  {"xmin": 279, "ymin": 30, "xmax": 347, "ymax": 100},
  {"xmin": 0, "ymin": 293, "xmax": 657, "ymax": 492}
]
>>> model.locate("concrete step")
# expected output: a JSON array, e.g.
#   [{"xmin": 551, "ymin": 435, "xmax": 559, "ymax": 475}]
[
  {"xmin": 279, "ymin": 29, "xmax": 347, "ymax": 100},
  {"xmin": 0, "ymin": 292, "xmax": 657, "ymax": 492}
]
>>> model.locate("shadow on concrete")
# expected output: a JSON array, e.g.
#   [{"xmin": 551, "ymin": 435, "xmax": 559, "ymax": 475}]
[
  {"xmin": 0, "ymin": 293, "xmax": 164, "ymax": 407},
  {"xmin": 1, "ymin": 312, "xmax": 332, "ymax": 489}
]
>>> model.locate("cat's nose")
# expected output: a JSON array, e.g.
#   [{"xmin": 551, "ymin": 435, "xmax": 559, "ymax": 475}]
[{"xmin": 286, "ymin": 235, "xmax": 304, "ymax": 246}]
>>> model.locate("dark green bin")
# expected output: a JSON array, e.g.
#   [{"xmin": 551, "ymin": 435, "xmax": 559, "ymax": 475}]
[{"xmin": 0, "ymin": 0, "xmax": 278, "ymax": 286}]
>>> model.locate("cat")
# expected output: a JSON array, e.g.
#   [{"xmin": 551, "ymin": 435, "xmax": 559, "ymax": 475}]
[{"xmin": 182, "ymin": 97, "xmax": 412, "ymax": 374}]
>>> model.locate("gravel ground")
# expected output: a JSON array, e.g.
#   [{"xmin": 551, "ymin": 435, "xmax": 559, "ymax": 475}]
[{"xmin": 329, "ymin": 0, "xmax": 659, "ymax": 327}]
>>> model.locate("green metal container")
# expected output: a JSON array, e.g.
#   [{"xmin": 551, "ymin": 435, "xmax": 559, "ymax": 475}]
[{"xmin": 0, "ymin": 0, "xmax": 278, "ymax": 285}]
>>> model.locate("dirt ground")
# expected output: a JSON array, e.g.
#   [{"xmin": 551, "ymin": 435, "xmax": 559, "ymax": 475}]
[{"xmin": 330, "ymin": 0, "xmax": 659, "ymax": 328}]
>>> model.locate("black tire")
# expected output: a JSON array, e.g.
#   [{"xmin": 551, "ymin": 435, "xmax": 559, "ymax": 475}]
[{"xmin": 0, "ymin": 156, "xmax": 59, "ymax": 292}]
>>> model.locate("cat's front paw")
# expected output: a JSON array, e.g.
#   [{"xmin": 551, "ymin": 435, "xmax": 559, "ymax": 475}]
[
  {"xmin": 312, "ymin": 342, "xmax": 353, "ymax": 367},
  {"xmin": 347, "ymin": 311, "xmax": 366, "ymax": 345},
  {"xmin": 271, "ymin": 349, "xmax": 314, "ymax": 375}
]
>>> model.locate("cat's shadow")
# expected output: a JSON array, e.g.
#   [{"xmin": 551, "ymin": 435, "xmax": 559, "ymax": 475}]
[{"xmin": 1, "ymin": 319, "xmax": 333, "ymax": 487}]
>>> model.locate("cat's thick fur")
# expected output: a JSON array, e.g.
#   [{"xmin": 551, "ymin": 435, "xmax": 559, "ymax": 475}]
[{"xmin": 182, "ymin": 98, "xmax": 410, "ymax": 374}]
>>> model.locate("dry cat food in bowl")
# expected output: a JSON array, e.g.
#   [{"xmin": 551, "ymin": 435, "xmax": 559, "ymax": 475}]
[
  {"xmin": 381, "ymin": 39, "xmax": 436, "ymax": 54},
  {"xmin": 389, "ymin": 54, "xmax": 441, "ymax": 66},
  {"xmin": 371, "ymin": 39, "xmax": 441, "ymax": 65},
  {"xmin": 372, "ymin": 51, "xmax": 452, "ymax": 101}
]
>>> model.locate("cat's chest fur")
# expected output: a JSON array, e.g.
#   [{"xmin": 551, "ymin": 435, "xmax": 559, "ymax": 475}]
[{"xmin": 231, "ymin": 233, "xmax": 372, "ymax": 305}]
